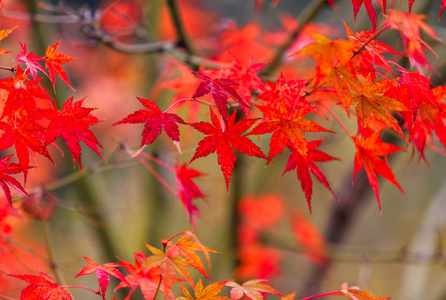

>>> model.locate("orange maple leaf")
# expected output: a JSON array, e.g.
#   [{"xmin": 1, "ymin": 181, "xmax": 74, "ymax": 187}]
[{"xmin": 178, "ymin": 278, "xmax": 230, "ymax": 300}]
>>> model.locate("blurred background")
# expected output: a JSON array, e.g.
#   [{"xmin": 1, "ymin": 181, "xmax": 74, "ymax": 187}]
[{"xmin": 1, "ymin": 0, "xmax": 446, "ymax": 299}]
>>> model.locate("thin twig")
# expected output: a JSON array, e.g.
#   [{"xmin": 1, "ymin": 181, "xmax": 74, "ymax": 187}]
[
  {"xmin": 164, "ymin": 0, "xmax": 195, "ymax": 56},
  {"xmin": 42, "ymin": 220, "xmax": 68, "ymax": 287},
  {"xmin": 261, "ymin": 0, "xmax": 328, "ymax": 76}
]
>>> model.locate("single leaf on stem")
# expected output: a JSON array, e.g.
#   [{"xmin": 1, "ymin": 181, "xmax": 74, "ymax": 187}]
[
  {"xmin": 42, "ymin": 97, "xmax": 104, "ymax": 170},
  {"xmin": 283, "ymin": 139, "xmax": 340, "ymax": 213},
  {"xmin": 163, "ymin": 234, "xmax": 218, "ymax": 280},
  {"xmin": 226, "ymin": 279, "xmax": 283, "ymax": 300},
  {"xmin": 10, "ymin": 270, "xmax": 73, "ymax": 300},
  {"xmin": 75, "ymin": 256, "xmax": 126, "ymax": 298},
  {"xmin": 113, "ymin": 97, "xmax": 185, "ymax": 153},
  {"xmin": 45, "ymin": 40, "xmax": 76, "ymax": 90},
  {"xmin": 353, "ymin": 128, "xmax": 404, "ymax": 211},
  {"xmin": 177, "ymin": 278, "xmax": 230, "ymax": 300},
  {"xmin": 248, "ymin": 102, "xmax": 333, "ymax": 162},
  {"xmin": 190, "ymin": 109, "xmax": 266, "ymax": 191},
  {"xmin": 191, "ymin": 71, "xmax": 249, "ymax": 125},
  {"xmin": 14, "ymin": 42, "xmax": 47, "ymax": 79}
]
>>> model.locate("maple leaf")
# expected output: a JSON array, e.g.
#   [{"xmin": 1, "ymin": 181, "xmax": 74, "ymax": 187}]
[
  {"xmin": 0, "ymin": 119, "xmax": 52, "ymax": 181},
  {"xmin": 45, "ymin": 40, "xmax": 76, "ymax": 90},
  {"xmin": 214, "ymin": 57, "xmax": 268, "ymax": 115},
  {"xmin": 351, "ymin": 75, "xmax": 409, "ymax": 137},
  {"xmin": 163, "ymin": 233, "xmax": 218, "ymax": 280},
  {"xmin": 351, "ymin": 0, "xmax": 380, "ymax": 30},
  {"xmin": 283, "ymin": 139, "xmax": 340, "ymax": 213},
  {"xmin": 42, "ymin": 97, "xmax": 103, "ymax": 170},
  {"xmin": 75, "ymin": 256, "xmax": 126, "ymax": 297},
  {"xmin": 10, "ymin": 270, "xmax": 72, "ymax": 300},
  {"xmin": 14, "ymin": 42, "xmax": 47, "ymax": 79},
  {"xmin": 384, "ymin": 10, "xmax": 440, "ymax": 73},
  {"xmin": 397, "ymin": 68, "xmax": 436, "ymax": 118},
  {"xmin": 0, "ymin": 66, "xmax": 52, "ymax": 123},
  {"xmin": 248, "ymin": 102, "xmax": 333, "ymax": 162},
  {"xmin": 177, "ymin": 278, "xmax": 230, "ymax": 300},
  {"xmin": 191, "ymin": 71, "xmax": 249, "ymax": 124},
  {"xmin": 293, "ymin": 33, "xmax": 354, "ymax": 83},
  {"xmin": 341, "ymin": 283, "xmax": 390, "ymax": 300},
  {"xmin": 0, "ymin": 155, "xmax": 29, "ymax": 206},
  {"xmin": 257, "ymin": 73, "xmax": 308, "ymax": 109},
  {"xmin": 225, "ymin": 279, "xmax": 283, "ymax": 300},
  {"xmin": 190, "ymin": 109, "xmax": 266, "ymax": 191},
  {"xmin": 0, "ymin": 25, "xmax": 18, "ymax": 54},
  {"xmin": 353, "ymin": 128, "xmax": 404, "ymax": 211},
  {"xmin": 116, "ymin": 256, "xmax": 175, "ymax": 300},
  {"xmin": 113, "ymin": 97, "xmax": 185, "ymax": 152},
  {"xmin": 175, "ymin": 163, "xmax": 206, "ymax": 230},
  {"xmin": 344, "ymin": 22, "xmax": 403, "ymax": 77},
  {"xmin": 142, "ymin": 243, "xmax": 194, "ymax": 291}
]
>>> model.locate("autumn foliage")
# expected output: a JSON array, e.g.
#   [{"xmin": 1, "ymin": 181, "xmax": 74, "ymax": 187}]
[{"xmin": 1, "ymin": 0, "xmax": 446, "ymax": 299}]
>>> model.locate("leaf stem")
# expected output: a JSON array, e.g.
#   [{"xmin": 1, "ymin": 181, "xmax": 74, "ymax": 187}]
[
  {"xmin": 163, "ymin": 98, "xmax": 193, "ymax": 113},
  {"xmin": 0, "ymin": 66, "xmax": 15, "ymax": 73},
  {"xmin": 42, "ymin": 220, "xmax": 68, "ymax": 287},
  {"xmin": 152, "ymin": 275, "xmax": 163, "ymax": 300},
  {"xmin": 261, "ymin": 0, "xmax": 328, "ymax": 76},
  {"xmin": 320, "ymin": 103, "xmax": 352, "ymax": 138},
  {"xmin": 300, "ymin": 290, "xmax": 343, "ymax": 300},
  {"xmin": 61, "ymin": 285, "xmax": 99, "ymax": 294}
]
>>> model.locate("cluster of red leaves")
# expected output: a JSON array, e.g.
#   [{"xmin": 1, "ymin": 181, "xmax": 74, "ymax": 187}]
[
  {"xmin": 115, "ymin": 0, "xmax": 446, "ymax": 216},
  {"xmin": 0, "ymin": 27, "xmax": 103, "ymax": 207},
  {"xmin": 9, "ymin": 231, "xmax": 282, "ymax": 300}
]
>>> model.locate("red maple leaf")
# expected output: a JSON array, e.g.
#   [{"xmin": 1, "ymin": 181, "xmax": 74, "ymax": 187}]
[
  {"xmin": 352, "ymin": 0, "xmax": 380, "ymax": 30},
  {"xmin": 397, "ymin": 68, "xmax": 437, "ymax": 117},
  {"xmin": 0, "ymin": 66, "xmax": 52, "ymax": 123},
  {"xmin": 10, "ymin": 270, "xmax": 72, "ymax": 300},
  {"xmin": 45, "ymin": 40, "xmax": 76, "ymax": 90},
  {"xmin": 282, "ymin": 139, "xmax": 340, "ymax": 213},
  {"xmin": 191, "ymin": 71, "xmax": 249, "ymax": 124},
  {"xmin": 248, "ymin": 102, "xmax": 333, "ymax": 162},
  {"xmin": 41, "ymin": 97, "xmax": 104, "ymax": 170},
  {"xmin": 384, "ymin": 10, "xmax": 440, "ymax": 73},
  {"xmin": 353, "ymin": 128, "xmax": 404, "ymax": 211},
  {"xmin": 0, "ymin": 119, "xmax": 52, "ymax": 181},
  {"xmin": 75, "ymin": 256, "xmax": 126, "ymax": 298},
  {"xmin": 0, "ymin": 155, "xmax": 29, "ymax": 206},
  {"xmin": 441, "ymin": 0, "xmax": 446, "ymax": 19},
  {"xmin": 213, "ymin": 57, "xmax": 268, "ymax": 115},
  {"xmin": 190, "ymin": 109, "xmax": 266, "ymax": 191},
  {"xmin": 113, "ymin": 97, "xmax": 185, "ymax": 152},
  {"xmin": 14, "ymin": 42, "xmax": 46, "ymax": 79},
  {"xmin": 174, "ymin": 162, "xmax": 206, "ymax": 229}
]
